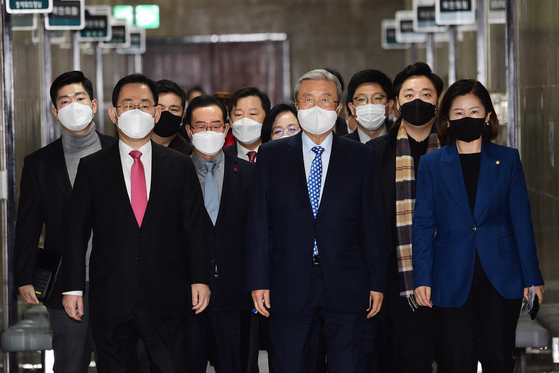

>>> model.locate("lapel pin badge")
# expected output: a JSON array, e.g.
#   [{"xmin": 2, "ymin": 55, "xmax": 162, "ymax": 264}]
[
  {"xmin": 233, "ymin": 168, "xmax": 238, "ymax": 173},
  {"xmin": 496, "ymin": 160, "xmax": 500, "ymax": 165}
]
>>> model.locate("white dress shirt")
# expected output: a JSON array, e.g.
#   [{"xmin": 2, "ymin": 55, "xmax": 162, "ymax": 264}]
[
  {"xmin": 236, "ymin": 142, "xmax": 260, "ymax": 162},
  {"xmin": 302, "ymin": 131, "xmax": 333, "ymax": 207}
]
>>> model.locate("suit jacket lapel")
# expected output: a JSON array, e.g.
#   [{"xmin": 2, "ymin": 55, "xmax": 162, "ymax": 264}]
[
  {"xmin": 46, "ymin": 138, "xmax": 73, "ymax": 203},
  {"xmin": 142, "ymin": 142, "xmax": 170, "ymax": 227},
  {"xmin": 438, "ymin": 144, "xmax": 474, "ymax": 220},
  {"xmin": 285, "ymin": 133, "xmax": 314, "ymax": 217},
  {"xmin": 218, "ymin": 154, "xmax": 239, "ymax": 223},
  {"xmin": 316, "ymin": 134, "xmax": 344, "ymax": 219},
  {"xmin": 473, "ymin": 142, "xmax": 502, "ymax": 219}
]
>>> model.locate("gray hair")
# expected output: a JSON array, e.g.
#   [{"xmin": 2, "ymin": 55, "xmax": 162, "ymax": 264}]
[{"xmin": 293, "ymin": 69, "xmax": 342, "ymax": 103}]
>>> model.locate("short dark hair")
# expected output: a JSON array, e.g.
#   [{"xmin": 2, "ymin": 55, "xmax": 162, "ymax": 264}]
[
  {"xmin": 346, "ymin": 69, "xmax": 393, "ymax": 110},
  {"xmin": 112, "ymin": 74, "xmax": 158, "ymax": 107},
  {"xmin": 227, "ymin": 87, "xmax": 271, "ymax": 119},
  {"xmin": 186, "ymin": 86, "xmax": 205, "ymax": 101},
  {"xmin": 393, "ymin": 62, "xmax": 443, "ymax": 99},
  {"xmin": 50, "ymin": 71, "xmax": 94, "ymax": 109},
  {"xmin": 261, "ymin": 103, "xmax": 298, "ymax": 143},
  {"xmin": 156, "ymin": 79, "xmax": 186, "ymax": 110},
  {"xmin": 185, "ymin": 94, "xmax": 228, "ymax": 126},
  {"xmin": 437, "ymin": 79, "xmax": 499, "ymax": 146}
]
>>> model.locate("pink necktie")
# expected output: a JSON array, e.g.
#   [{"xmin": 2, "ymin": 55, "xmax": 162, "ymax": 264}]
[
  {"xmin": 130, "ymin": 150, "xmax": 147, "ymax": 226},
  {"xmin": 247, "ymin": 151, "xmax": 257, "ymax": 163}
]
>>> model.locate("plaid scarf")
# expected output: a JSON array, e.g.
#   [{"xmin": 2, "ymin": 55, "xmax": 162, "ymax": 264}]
[{"xmin": 395, "ymin": 122, "xmax": 440, "ymax": 311}]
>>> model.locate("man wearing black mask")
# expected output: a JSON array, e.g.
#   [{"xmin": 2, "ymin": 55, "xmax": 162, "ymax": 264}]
[
  {"xmin": 367, "ymin": 62, "xmax": 443, "ymax": 373},
  {"xmin": 152, "ymin": 79, "xmax": 194, "ymax": 155}
]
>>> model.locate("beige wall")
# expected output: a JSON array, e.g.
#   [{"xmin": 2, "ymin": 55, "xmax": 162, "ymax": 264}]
[{"xmin": 516, "ymin": 0, "xmax": 559, "ymax": 301}]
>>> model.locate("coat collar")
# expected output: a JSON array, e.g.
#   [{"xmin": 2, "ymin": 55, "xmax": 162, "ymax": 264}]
[{"xmin": 438, "ymin": 142, "xmax": 502, "ymax": 220}]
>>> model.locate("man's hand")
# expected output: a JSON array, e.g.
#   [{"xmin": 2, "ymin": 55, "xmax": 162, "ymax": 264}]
[
  {"xmin": 191, "ymin": 283, "xmax": 211, "ymax": 314},
  {"xmin": 62, "ymin": 294, "xmax": 84, "ymax": 321},
  {"xmin": 525, "ymin": 285, "xmax": 545, "ymax": 304},
  {"xmin": 251, "ymin": 289, "xmax": 270, "ymax": 317},
  {"xmin": 19, "ymin": 285, "xmax": 40, "ymax": 305},
  {"xmin": 414, "ymin": 286, "xmax": 433, "ymax": 308},
  {"xmin": 366, "ymin": 291, "xmax": 384, "ymax": 318}
]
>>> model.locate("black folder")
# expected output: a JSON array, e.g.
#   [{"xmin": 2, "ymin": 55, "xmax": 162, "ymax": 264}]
[{"xmin": 33, "ymin": 248, "xmax": 62, "ymax": 303}]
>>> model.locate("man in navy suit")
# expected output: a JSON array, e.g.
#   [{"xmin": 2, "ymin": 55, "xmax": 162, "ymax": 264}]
[
  {"xmin": 247, "ymin": 69, "xmax": 390, "ymax": 373},
  {"xmin": 14, "ymin": 71, "xmax": 117, "ymax": 373},
  {"xmin": 62, "ymin": 74, "xmax": 211, "ymax": 372},
  {"xmin": 185, "ymin": 95, "xmax": 254, "ymax": 372}
]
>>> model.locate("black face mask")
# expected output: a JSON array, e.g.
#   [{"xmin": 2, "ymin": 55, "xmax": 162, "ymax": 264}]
[
  {"xmin": 449, "ymin": 117, "xmax": 485, "ymax": 143},
  {"xmin": 153, "ymin": 111, "xmax": 182, "ymax": 137},
  {"xmin": 399, "ymin": 99, "xmax": 437, "ymax": 126}
]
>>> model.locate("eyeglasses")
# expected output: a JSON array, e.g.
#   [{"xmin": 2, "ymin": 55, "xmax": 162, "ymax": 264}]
[
  {"xmin": 116, "ymin": 103, "xmax": 156, "ymax": 112},
  {"xmin": 353, "ymin": 96, "xmax": 387, "ymax": 107},
  {"xmin": 296, "ymin": 98, "xmax": 340, "ymax": 110},
  {"xmin": 191, "ymin": 124, "xmax": 224, "ymax": 132},
  {"xmin": 271, "ymin": 125, "xmax": 300, "ymax": 139}
]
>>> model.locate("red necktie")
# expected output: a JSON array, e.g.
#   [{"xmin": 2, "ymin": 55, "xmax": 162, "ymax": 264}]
[
  {"xmin": 247, "ymin": 151, "xmax": 257, "ymax": 163},
  {"xmin": 130, "ymin": 150, "xmax": 147, "ymax": 226}
]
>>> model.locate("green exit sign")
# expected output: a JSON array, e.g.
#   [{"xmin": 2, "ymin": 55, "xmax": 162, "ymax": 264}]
[
  {"xmin": 113, "ymin": 5, "xmax": 133, "ymax": 26},
  {"xmin": 135, "ymin": 5, "xmax": 159, "ymax": 29}
]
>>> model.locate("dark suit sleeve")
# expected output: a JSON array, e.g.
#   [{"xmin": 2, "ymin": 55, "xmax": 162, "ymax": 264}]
[
  {"xmin": 508, "ymin": 149, "xmax": 544, "ymax": 287},
  {"xmin": 246, "ymin": 147, "xmax": 271, "ymax": 291},
  {"xmin": 61, "ymin": 160, "xmax": 92, "ymax": 293},
  {"xmin": 362, "ymin": 149, "xmax": 391, "ymax": 293},
  {"xmin": 14, "ymin": 157, "xmax": 44, "ymax": 288},
  {"xmin": 181, "ymin": 157, "xmax": 211, "ymax": 286},
  {"xmin": 412, "ymin": 157, "xmax": 437, "ymax": 289}
]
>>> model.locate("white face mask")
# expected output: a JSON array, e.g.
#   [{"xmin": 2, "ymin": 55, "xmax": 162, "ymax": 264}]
[
  {"xmin": 57, "ymin": 102, "xmax": 94, "ymax": 131},
  {"xmin": 297, "ymin": 106, "xmax": 337, "ymax": 135},
  {"xmin": 117, "ymin": 109, "xmax": 155, "ymax": 139},
  {"xmin": 355, "ymin": 104, "xmax": 387, "ymax": 131},
  {"xmin": 231, "ymin": 117, "xmax": 262, "ymax": 144},
  {"xmin": 192, "ymin": 131, "xmax": 226, "ymax": 156}
]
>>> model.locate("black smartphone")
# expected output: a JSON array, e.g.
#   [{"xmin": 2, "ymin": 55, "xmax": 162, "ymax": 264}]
[{"xmin": 530, "ymin": 294, "xmax": 540, "ymax": 320}]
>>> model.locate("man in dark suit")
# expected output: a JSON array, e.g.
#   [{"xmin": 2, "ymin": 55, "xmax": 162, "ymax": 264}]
[
  {"xmin": 345, "ymin": 69, "xmax": 394, "ymax": 144},
  {"xmin": 152, "ymin": 79, "xmax": 194, "ymax": 155},
  {"xmin": 367, "ymin": 62, "xmax": 443, "ymax": 373},
  {"xmin": 247, "ymin": 69, "xmax": 390, "ymax": 373},
  {"xmin": 223, "ymin": 87, "xmax": 270, "ymax": 163},
  {"xmin": 185, "ymin": 95, "xmax": 254, "ymax": 372},
  {"xmin": 62, "ymin": 74, "xmax": 211, "ymax": 373},
  {"xmin": 14, "ymin": 71, "xmax": 116, "ymax": 373}
]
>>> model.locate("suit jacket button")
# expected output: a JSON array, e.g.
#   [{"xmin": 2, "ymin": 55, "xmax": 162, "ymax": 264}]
[
  {"xmin": 471, "ymin": 226, "xmax": 477, "ymax": 232},
  {"xmin": 213, "ymin": 233, "xmax": 218, "ymax": 238},
  {"xmin": 138, "ymin": 229, "xmax": 144, "ymax": 236}
]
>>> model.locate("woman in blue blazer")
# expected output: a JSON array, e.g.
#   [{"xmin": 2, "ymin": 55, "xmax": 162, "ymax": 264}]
[{"xmin": 412, "ymin": 79, "xmax": 544, "ymax": 372}]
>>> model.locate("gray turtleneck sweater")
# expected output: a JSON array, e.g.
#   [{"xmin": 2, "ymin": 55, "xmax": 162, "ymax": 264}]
[{"xmin": 61, "ymin": 125, "xmax": 102, "ymax": 282}]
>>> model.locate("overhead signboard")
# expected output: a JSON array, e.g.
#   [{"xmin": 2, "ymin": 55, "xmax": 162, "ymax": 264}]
[
  {"xmin": 7, "ymin": 0, "xmax": 53, "ymax": 14},
  {"xmin": 78, "ymin": 6, "xmax": 112, "ymax": 42},
  {"xmin": 436, "ymin": 0, "xmax": 476, "ymax": 25},
  {"xmin": 45, "ymin": 0, "xmax": 85, "ymax": 30},
  {"xmin": 12, "ymin": 14, "xmax": 38, "ymax": 30},
  {"xmin": 489, "ymin": 0, "xmax": 506, "ymax": 24},
  {"xmin": 381, "ymin": 19, "xmax": 410, "ymax": 50},
  {"xmin": 414, "ymin": 0, "xmax": 448, "ymax": 33},
  {"xmin": 101, "ymin": 18, "xmax": 130, "ymax": 48},
  {"xmin": 135, "ymin": 5, "xmax": 159, "ymax": 29},
  {"xmin": 117, "ymin": 27, "xmax": 145, "ymax": 54},
  {"xmin": 396, "ymin": 10, "xmax": 426, "ymax": 44},
  {"xmin": 113, "ymin": 5, "xmax": 134, "ymax": 26}
]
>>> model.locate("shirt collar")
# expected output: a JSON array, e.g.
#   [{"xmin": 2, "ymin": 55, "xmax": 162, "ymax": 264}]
[
  {"xmin": 191, "ymin": 149, "xmax": 225, "ymax": 171},
  {"xmin": 119, "ymin": 139, "xmax": 152, "ymax": 159},
  {"xmin": 302, "ymin": 131, "xmax": 333, "ymax": 155},
  {"xmin": 237, "ymin": 141, "xmax": 260, "ymax": 156}
]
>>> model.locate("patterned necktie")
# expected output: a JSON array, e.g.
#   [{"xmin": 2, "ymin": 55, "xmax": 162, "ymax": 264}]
[
  {"xmin": 204, "ymin": 161, "xmax": 219, "ymax": 225},
  {"xmin": 130, "ymin": 150, "xmax": 147, "ymax": 226},
  {"xmin": 247, "ymin": 151, "xmax": 257, "ymax": 163},
  {"xmin": 308, "ymin": 146, "xmax": 324, "ymax": 256}
]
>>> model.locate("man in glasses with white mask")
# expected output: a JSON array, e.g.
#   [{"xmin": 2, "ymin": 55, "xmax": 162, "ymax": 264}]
[
  {"xmin": 185, "ymin": 95, "xmax": 254, "ymax": 372},
  {"xmin": 62, "ymin": 73, "xmax": 210, "ymax": 372},
  {"xmin": 247, "ymin": 69, "xmax": 390, "ymax": 373},
  {"xmin": 345, "ymin": 69, "xmax": 395, "ymax": 144},
  {"xmin": 14, "ymin": 70, "xmax": 117, "ymax": 372}
]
